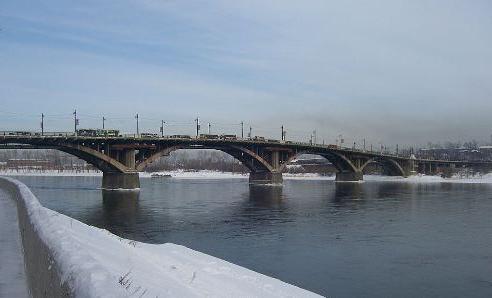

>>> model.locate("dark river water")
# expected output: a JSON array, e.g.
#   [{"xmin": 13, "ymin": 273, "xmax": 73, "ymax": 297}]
[{"xmin": 12, "ymin": 176, "xmax": 492, "ymax": 297}]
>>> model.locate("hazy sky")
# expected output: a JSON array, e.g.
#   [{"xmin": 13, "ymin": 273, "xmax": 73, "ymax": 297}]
[{"xmin": 1, "ymin": 0, "xmax": 491, "ymax": 147}]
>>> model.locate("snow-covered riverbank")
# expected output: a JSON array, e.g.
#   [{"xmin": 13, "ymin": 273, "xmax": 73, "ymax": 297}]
[
  {"xmin": 1, "ymin": 169, "xmax": 492, "ymax": 184},
  {"xmin": 0, "ymin": 177, "xmax": 321, "ymax": 297}
]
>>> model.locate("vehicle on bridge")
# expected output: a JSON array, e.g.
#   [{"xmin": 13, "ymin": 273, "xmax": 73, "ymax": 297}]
[
  {"xmin": 6, "ymin": 131, "xmax": 32, "ymax": 136},
  {"xmin": 199, "ymin": 134, "xmax": 220, "ymax": 140},
  {"xmin": 221, "ymin": 134, "xmax": 237, "ymax": 140},
  {"xmin": 169, "ymin": 135, "xmax": 192, "ymax": 139},
  {"xmin": 141, "ymin": 133, "xmax": 159, "ymax": 138},
  {"xmin": 77, "ymin": 129, "xmax": 120, "ymax": 137},
  {"xmin": 253, "ymin": 136, "xmax": 266, "ymax": 141}
]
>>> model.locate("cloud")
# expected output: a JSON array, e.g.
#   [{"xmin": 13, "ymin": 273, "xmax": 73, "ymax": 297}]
[{"xmin": 1, "ymin": 0, "xmax": 492, "ymax": 145}]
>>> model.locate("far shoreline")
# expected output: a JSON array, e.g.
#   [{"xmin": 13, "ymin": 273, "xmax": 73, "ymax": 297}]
[{"xmin": 1, "ymin": 169, "xmax": 492, "ymax": 184}]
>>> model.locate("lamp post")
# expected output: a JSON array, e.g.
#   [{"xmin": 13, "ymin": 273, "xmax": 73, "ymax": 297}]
[
  {"xmin": 241, "ymin": 121, "xmax": 244, "ymax": 139},
  {"xmin": 160, "ymin": 120, "xmax": 165, "ymax": 137},
  {"xmin": 135, "ymin": 114, "xmax": 139, "ymax": 137},
  {"xmin": 73, "ymin": 110, "xmax": 79, "ymax": 136},
  {"xmin": 40, "ymin": 113, "xmax": 44, "ymax": 136},
  {"xmin": 195, "ymin": 117, "xmax": 200, "ymax": 137}
]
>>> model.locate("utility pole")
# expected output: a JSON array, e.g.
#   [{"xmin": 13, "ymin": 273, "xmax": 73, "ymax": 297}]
[
  {"xmin": 363, "ymin": 139, "xmax": 366, "ymax": 151},
  {"xmin": 102, "ymin": 117, "xmax": 106, "ymax": 130},
  {"xmin": 313, "ymin": 130, "xmax": 317, "ymax": 144},
  {"xmin": 135, "ymin": 113, "xmax": 139, "ymax": 137},
  {"xmin": 240, "ymin": 121, "xmax": 244, "ymax": 139},
  {"xmin": 40, "ymin": 113, "xmax": 44, "ymax": 136},
  {"xmin": 195, "ymin": 117, "xmax": 200, "ymax": 137},
  {"xmin": 248, "ymin": 126, "xmax": 252, "ymax": 139},
  {"xmin": 396, "ymin": 144, "xmax": 399, "ymax": 156},
  {"xmin": 353, "ymin": 141, "xmax": 356, "ymax": 149},
  {"xmin": 370, "ymin": 144, "xmax": 373, "ymax": 152},
  {"xmin": 208, "ymin": 123, "xmax": 211, "ymax": 134},
  {"xmin": 160, "ymin": 120, "xmax": 165, "ymax": 137},
  {"xmin": 73, "ymin": 110, "xmax": 79, "ymax": 136},
  {"xmin": 281, "ymin": 126, "xmax": 284, "ymax": 141}
]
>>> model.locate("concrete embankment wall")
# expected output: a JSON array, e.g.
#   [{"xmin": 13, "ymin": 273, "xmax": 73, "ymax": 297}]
[{"xmin": 0, "ymin": 177, "xmax": 72, "ymax": 298}]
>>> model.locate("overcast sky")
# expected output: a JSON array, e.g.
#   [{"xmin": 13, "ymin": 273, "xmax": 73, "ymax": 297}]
[{"xmin": 1, "ymin": 0, "xmax": 491, "ymax": 147}]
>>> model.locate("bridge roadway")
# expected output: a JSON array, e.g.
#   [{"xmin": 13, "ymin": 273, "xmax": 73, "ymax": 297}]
[{"xmin": 1, "ymin": 134, "xmax": 492, "ymax": 189}]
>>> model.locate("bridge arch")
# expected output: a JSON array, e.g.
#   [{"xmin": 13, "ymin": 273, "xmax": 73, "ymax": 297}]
[
  {"xmin": 360, "ymin": 157, "xmax": 406, "ymax": 176},
  {"xmin": 279, "ymin": 150, "xmax": 359, "ymax": 173},
  {"xmin": 0, "ymin": 139, "xmax": 131, "ymax": 173},
  {"xmin": 135, "ymin": 145, "xmax": 274, "ymax": 173},
  {"xmin": 57, "ymin": 144, "xmax": 130, "ymax": 173}
]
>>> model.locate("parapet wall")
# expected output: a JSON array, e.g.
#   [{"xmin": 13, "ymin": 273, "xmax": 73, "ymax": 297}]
[{"xmin": 0, "ymin": 177, "xmax": 72, "ymax": 297}]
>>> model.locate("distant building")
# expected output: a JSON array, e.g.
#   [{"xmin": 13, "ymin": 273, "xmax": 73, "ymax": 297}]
[
  {"xmin": 6, "ymin": 159, "xmax": 54, "ymax": 170},
  {"xmin": 417, "ymin": 147, "xmax": 487, "ymax": 161},
  {"xmin": 479, "ymin": 146, "xmax": 492, "ymax": 160}
]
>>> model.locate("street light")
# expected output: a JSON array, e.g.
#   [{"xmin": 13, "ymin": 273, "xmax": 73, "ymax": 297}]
[
  {"xmin": 73, "ymin": 110, "xmax": 79, "ymax": 136},
  {"xmin": 40, "ymin": 113, "xmax": 44, "ymax": 136},
  {"xmin": 135, "ymin": 113, "xmax": 139, "ymax": 137},
  {"xmin": 241, "ymin": 121, "xmax": 244, "ymax": 139},
  {"xmin": 160, "ymin": 120, "xmax": 166, "ymax": 137},
  {"xmin": 195, "ymin": 117, "xmax": 200, "ymax": 137}
]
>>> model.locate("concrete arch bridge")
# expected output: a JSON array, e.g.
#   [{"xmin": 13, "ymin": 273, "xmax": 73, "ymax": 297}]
[{"xmin": 1, "ymin": 135, "xmax": 491, "ymax": 189}]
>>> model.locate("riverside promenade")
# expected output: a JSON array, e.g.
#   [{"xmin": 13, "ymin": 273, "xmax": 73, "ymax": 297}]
[{"xmin": 0, "ymin": 188, "xmax": 29, "ymax": 297}]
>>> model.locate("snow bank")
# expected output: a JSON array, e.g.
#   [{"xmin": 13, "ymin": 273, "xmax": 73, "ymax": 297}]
[
  {"xmin": 3, "ymin": 169, "xmax": 491, "ymax": 184},
  {"xmin": 142, "ymin": 169, "xmax": 247, "ymax": 179},
  {"xmin": 364, "ymin": 173, "xmax": 492, "ymax": 184},
  {"xmin": 0, "ymin": 169, "xmax": 103, "ymax": 177},
  {"xmin": 0, "ymin": 177, "xmax": 321, "ymax": 298}
]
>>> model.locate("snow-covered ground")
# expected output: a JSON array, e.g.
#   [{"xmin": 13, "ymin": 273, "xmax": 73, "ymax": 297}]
[
  {"xmin": 0, "ymin": 177, "xmax": 321, "ymax": 297},
  {"xmin": 364, "ymin": 173, "xmax": 492, "ymax": 184},
  {"xmin": 0, "ymin": 189, "xmax": 30, "ymax": 298},
  {"xmin": 0, "ymin": 169, "xmax": 103, "ymax": 177},
  {"xmin": 2, "ymin": 169, "xmax": 492, "ymax": 184}
]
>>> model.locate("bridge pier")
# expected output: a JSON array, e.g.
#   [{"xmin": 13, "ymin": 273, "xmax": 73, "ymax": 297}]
[
  {"xmin": 102, "ymin": 172, "xmax": 140, "ymax": 190},
  {"xmin": 249, "ymin": 172, "xmax": 283, "ymax": 185},
  {"xmin": 335, "ymin": 171, "xmax": 363, "ymax": 182}
]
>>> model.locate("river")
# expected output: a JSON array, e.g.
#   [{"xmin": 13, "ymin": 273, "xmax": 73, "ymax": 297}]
[{"xmin": 12, "ymin": 175, "xmax": 492, "ymax": 297}]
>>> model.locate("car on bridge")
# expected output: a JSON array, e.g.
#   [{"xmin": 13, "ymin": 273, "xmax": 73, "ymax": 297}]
[{"xmin": 169, "ymin": 135, "xmax": 192, "ymax": 139}]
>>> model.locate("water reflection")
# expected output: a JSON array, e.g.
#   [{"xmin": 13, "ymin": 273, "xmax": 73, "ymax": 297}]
[
  {"xmin": 333, "ymin": 183, "xmax": 362, "ymax": 201},
  {"xmin": 102, "ymin": 190, "xmax": 140, "ymax": 215},
  {"xmin": 248, "ymin": 185, "xmax": 284, "ymax": 207}
]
